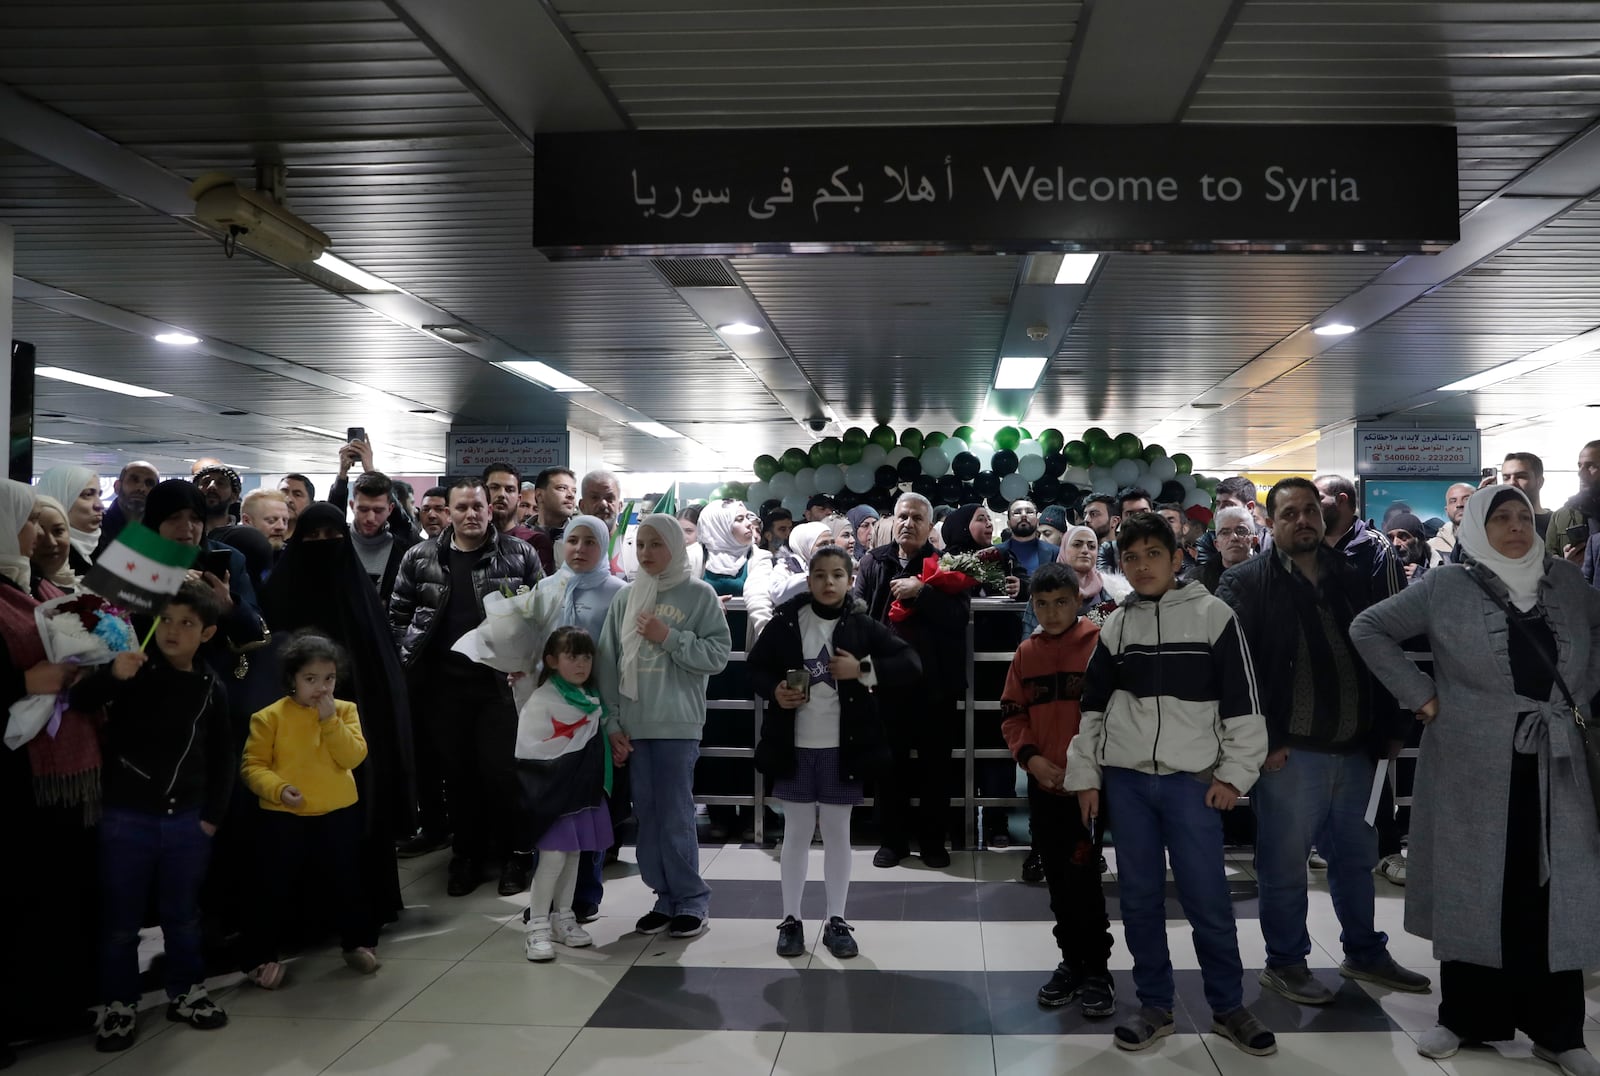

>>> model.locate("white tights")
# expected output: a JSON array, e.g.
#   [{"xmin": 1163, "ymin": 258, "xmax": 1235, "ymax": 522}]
[
  {"xmin": 778, "ymin": 801, "xmax": 854, "ymax": 922},
  {"xmin": 528, "ymin": 851, "xmax": 579, "ymax": 923}
]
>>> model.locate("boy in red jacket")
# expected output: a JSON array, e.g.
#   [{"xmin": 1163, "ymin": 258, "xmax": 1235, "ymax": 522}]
[{"xmin": 1001, "ymin": 561, "xmax": 1114, "ymax": 1019}]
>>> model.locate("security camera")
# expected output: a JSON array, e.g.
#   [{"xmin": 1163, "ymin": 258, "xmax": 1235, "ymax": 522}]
[
  {"xmin": 1026, "ymin": 323, "xmax": 1050, "ymax": 342},
  {"xmin": 806, "ymin": 418, "xmax": 828, "ymax": 432}
]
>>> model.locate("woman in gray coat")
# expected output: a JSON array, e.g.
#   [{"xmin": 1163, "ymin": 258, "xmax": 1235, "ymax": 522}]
[{"xmin": 1350, "ymin": 486, "xmax": 1600, "ymax": 1073}]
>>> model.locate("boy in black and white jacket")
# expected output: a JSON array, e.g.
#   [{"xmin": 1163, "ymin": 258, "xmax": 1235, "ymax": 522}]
[{"xmin": 1064, "ymin": 513, "xmax": 1273, "ymax": 1058}]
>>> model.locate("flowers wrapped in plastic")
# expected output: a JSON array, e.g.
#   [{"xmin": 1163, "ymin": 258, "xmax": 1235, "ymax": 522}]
[
  {"xmin": 4, "ymin": 593, "xmax": 138, "ymax": 750},
  {"xmin": 888, "ymin": 548, "xmax": 1009, "ymax": 623},
  {"xmin": 450, "ymin": 584, "xmax": 555, "ymax": 709}
]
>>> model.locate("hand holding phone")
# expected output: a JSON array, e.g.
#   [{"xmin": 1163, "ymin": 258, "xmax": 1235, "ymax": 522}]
[{"xmin": 1568, "ymin": 524, "xmax": 1590, "ymax": 549}]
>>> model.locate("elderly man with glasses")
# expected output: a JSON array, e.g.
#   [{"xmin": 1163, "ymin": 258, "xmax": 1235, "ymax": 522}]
[{"xmin": 1187, "ymin": 505, "xmax": 1257, "ymax": 594}]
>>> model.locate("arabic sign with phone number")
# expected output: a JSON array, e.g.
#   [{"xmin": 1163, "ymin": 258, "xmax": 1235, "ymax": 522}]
[
  {"xmin": 1355, "ymin": 429, "xmax": 1481, "ymax": 477},
  {"xmin": 447, "ymin": 430, "xmax": 569, "ymax": 474},
  {"xmin": 532, "ymin": 124, "xmax": 1458, "ymax": 257}
]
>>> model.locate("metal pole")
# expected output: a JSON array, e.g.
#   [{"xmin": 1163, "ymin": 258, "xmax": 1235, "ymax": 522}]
[{"xmin": 964, "ymin": 602, "xmax": 977, "ymax": 850}]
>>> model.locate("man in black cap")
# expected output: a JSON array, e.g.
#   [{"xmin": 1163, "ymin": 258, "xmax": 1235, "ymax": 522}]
[{"xmin": 803, "ymin": 493, "xmax": 836, "ymax": 523}]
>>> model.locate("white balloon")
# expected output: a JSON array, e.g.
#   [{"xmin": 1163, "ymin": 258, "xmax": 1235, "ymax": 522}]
[
  {"xmin": 1089, "ymin": 465, "xmax": 1113, "ymax": 484},
  {"xmin": 1091, "ymin": 476, "xmax": 1119, "ymax": 495},
  {"xmin": 859, "ymin": 443, "xmax": 888, "ymax": 468},
  {"xmin": 769, "ymin": 471, "xmax": 795, "ymax": 497},
  {"xmin": 943, "ymin": 437, "xmax": 969, "ymax": 458},
  {"xmin": 886, "ymin": 446, "xmax": 913, "ymax": 466},
  {"xmin": 783, "ymin": 495, "xmax": 809, "ymax": 518},
  {"xmin": 1063, "ymin": 466, "xmax": 1091, "ymax": 487},
  {"xmin": 920, "ymin": 447, "xmax": 950, "ymax": 478},
  {"xmin": 1177, "ymin": 473, "xmax": 1197, "ymax": 493},
  {"xmin": 845, "ymin": 462, "xmax": 876, "ymax": 493},
  {"xmin": 794, "ymin": 467, "xmax": 817, "ymax": 496},
  {"xmin": 813, "ymin": 464, "xmax": 844, "ymax": 495},
  {"xmin": 747, "ymin": 481, "xmax": 770, "ymax": 508},
  {"xmin": 1017, "ymin": 453, "xmax": 1047, "ymax": 481},
  {"xmin": 1110, "ymin": 458, "xmax": 1140, "ymax": 486},
  {"xmin": 1147, "ymin": 457, "xmax": 1177, "ymax": 483},
  {"xmin": 999, "ymin": 472, "xmax": 1030, "ymax": 502},
  {"xmin": 1183, "ymin": 488, "xmax": 1211, "ymax": 510},
  {"xmin": 1132, "ymin": 458, "xmax": 1150, "ymax": 477},
  {"xmin": 1017, "ymin": 438, "xmax": 1043, "ymax": 457}
]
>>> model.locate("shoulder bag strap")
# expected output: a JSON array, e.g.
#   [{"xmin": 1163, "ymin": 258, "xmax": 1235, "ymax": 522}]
[{"xmin": 1463, "ymin": 562, "xmax": 1580, "ymax": 715}]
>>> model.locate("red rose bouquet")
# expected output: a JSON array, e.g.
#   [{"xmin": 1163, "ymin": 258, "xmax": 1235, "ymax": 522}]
[{"xmin": 888, "ymin": 548, "xmax": 1009, "ymax": 623}]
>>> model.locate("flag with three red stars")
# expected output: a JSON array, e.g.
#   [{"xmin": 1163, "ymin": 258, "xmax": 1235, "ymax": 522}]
[{"xmin": 83, "ymin": 522, "xmax": 200, "ymax": 614}]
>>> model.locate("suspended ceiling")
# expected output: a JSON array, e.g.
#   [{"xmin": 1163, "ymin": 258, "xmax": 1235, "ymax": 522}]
[{"xmin": 3, "ymin": 0, "xmax": 1600, "ymax": 482}]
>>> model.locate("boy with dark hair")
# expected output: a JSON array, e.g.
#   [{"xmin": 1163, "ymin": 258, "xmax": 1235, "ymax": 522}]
[
  {"xmin": 1001, "ymin": 561, "xmax": 1114, "ymax": 1018},
  {"xmin": 74, "ymin": 581, "xmax": 233, "ymax": 1052},
  {"xmin": 1065, "ymin": 513, "xmax": 1274, "ymax": 1057}
]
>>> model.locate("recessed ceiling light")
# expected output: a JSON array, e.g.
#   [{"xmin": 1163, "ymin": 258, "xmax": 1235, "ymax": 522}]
[
  {"xmin": 314, "ymin": 252, "xmax": 398, "ymax": 292},
  {"xmin": 1312, "ymin": 323, "xmax": 1357, "ymax": 336},
  {"xmin": 631, "ymin": 421, "xmax": 683, "ymax": 439},
  {"xmin": 1054, "ymin": 254, "xmax": 1099, "ymax": 285},
  {"xmin": 32, "ymin": 435, "xmax": 74, "ymax": 445},
  {"xmin": 497, "ymin": 360, "xmax": 595, "ymax": 393},
  {"xmin": 994, "ymin": 356, "xmax": 1048, "ymax": 390},
  {"xmin": 154, "ymin": 331, "xmax": 200, "ymax": 346},
  {"xmin": 716, "ymin": 322, "xmax": 762, "ymax": 336},
  {"xmin": 423, "ymin": 324, "xmax": 482, "ymax": 345},
  {"xmin": 35, "ymin": 366, "xmax": 172, "ymax": 398}
]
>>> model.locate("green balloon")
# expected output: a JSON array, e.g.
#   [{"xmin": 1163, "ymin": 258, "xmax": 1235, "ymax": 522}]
[
  {"xmin": 1142, "ymin": 444, "xmax": 1167, "ymax": 464},
  {"xmin": 1017, "ymin": 426, "xmax": 1032, "ymax": 441},
  {"xmin": 1114, "ymin": 432, "xmax": 1143, "ymax": 459},
  {"xmin": 994, "ymin": 426, "xmax": 1021, "ymax": 452},
  {"xmin": 1083, "ymin": 426, "xmax": 1111, "ymax": 445},
  {"xmin": 781, "ymin": 447, "xmax": 808, "ymax": 474},
  {"xmin": 843, "ymin": 426, "xmax": 868, "ymax": 446},
  {"xmin": 838, "ymin": 441, "xmax": 864, "ymax": 465},
  {"xmin": 869, "ymin": 424, "xmax": 898, "ymax": 449},
  {"xmin": 953, "ymin": 425, "xmax": 976, "ymax": 443},
  {"xmin": 1039, "ymin": 428, "xmax": 1064, "ymax": 453},
  {"xmin": 924, "ymin": 431, "xmax": 948, "ymax": 448},
  {"xmin": 1172, "ymin": 452, "xmax": 1193, "ymax": 476},
  {"xmin": 1063, "ymin": 440, "xmax": 1090, "ymax": 467},
  {"xmin": 900, "ymin": 427, "xmax": 924, "ymax": 455},
  {"xmin": 1090, "ymin": 440, "xmax": 1120, "ymax": 468},
  {"xmin": 753, "ymin": 454, "xmax": 780, "ymax": 481},
  {"xmin": 815, "ymin": 437, "xmax": 841, "ymax": 465},
  {"xmin": 808, "ymin": 442, "xmax": 828, "ymax": 467}
]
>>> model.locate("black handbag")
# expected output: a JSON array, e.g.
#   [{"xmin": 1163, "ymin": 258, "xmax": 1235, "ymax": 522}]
[{"xmin": 1465, "ymin": 564, "xmax": 1600, "ymax": 829}]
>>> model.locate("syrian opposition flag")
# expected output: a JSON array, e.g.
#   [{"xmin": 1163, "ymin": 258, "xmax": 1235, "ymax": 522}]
[{"xmin": 83, "ymin": 522, "xmax": 200, "ymax": 614}]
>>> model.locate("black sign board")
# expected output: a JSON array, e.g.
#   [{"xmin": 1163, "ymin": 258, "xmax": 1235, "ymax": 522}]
[{"xmin": 533, "ymin": 124, "xmax": 1458, "ymax": 258}]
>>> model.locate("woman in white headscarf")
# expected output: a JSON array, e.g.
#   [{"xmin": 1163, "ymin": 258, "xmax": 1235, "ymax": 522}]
[
  {"xmin": 1351, "ymin": 486, "xmax": 1600, "ymax": 1071},
  {"xmin": 768, "ymin": 520, "xmax": 836, "ymax": 610},
  {"xmin": 35, "ymin": 465, "xmax": 103, "ymax": 574},
  {"xmin": 696, "ymin": 499, "xmax": 760, "ymax": 596},
  {"xmin": 596, "ymin": 513, "xmax": 732, "ymax": 938}
]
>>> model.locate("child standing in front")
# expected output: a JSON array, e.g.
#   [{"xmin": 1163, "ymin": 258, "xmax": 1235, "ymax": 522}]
[
  {"xmin": 76, "ymin": 582, "xmax": 233, "ymax": 1052},
  {"xmin": 747, "ymin": 546, "xmax": 919, "ymax": 959},
  {"xmin": 1064, "ymin": 513, "xmax": 1274, "ymax": 1057},
  {"xmin": 238, "ymin": 633, "xmax": 377, "ymax": 989},
  {"xmin": 517, "ymin": 627, "xmax": 615, "ymax": 962},
  {"xmin": 596, "ymin": 513, "xmax": 731, "ymax": 940},
  {"xmin": 999, "ymin": 562, "xmax": 1115, "ymax": 1019}
]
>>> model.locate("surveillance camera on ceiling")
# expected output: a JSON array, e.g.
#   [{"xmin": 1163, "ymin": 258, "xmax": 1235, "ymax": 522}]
[
  {"xmin": 1026, "ymin": 324, "xmax": 1050, "ymax": 342},
  {"xmin": 188, "ymin": 172, "xmax": 330, "ymax": 264}
]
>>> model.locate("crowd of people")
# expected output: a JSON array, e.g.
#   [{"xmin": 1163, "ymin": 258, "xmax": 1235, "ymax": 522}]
[{"xmin": 4, "ymin": 437, "xmax": 1600, "ymax": 1069}]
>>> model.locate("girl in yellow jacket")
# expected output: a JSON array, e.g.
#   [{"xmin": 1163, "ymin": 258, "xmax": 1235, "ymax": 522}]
[{"xmin": 238, "ymin": 633, "xmax": 375, "ymax": 990}]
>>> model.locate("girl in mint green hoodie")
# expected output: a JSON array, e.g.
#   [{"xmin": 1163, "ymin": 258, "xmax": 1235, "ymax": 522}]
[{"xmin": 597, "ymin": 512, "xmax": 732, "ymax": 938}]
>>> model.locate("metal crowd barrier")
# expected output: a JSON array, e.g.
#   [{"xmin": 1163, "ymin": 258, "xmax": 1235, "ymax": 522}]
[{"xmin": 703, "ymin": 598, "xmax": 1423, "ymax": 848}]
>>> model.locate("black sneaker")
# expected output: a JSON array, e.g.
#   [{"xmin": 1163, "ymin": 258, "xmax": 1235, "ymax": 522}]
[
  {"xmin": 668, "ymin": 914, "xmax": 707, "ymax": 938},
  {"xmin": 1037, "ymin": 963, "xmax": 1084, "ymax": 1008},
  {"xmin": 572, "ymin": 901, "xmax": 600, "ymax": 924},
  {"xmin": 776, "ymin": 916, "xmax": 805, "ymax": 957},
  {"xmin": 446, "ymin": 857, "xmax": 481, "ymax": 897},
  {"xmin": 822, "ymin": 917, "xmax": 858, "ymax": 959},
  {"xmin": 395, "ymin": 830, "xmax": 450, "ymax": 858},
  {"xmin": 498, "ymin": 854, "xmax": 533, "ymax": 897},
  {"xmin": 94, "ymin": 1001, "xmax": 137, "ymax": 1052},
  {"xmin": 1080, "ymin": 973, "xmax": 1116, "ymax": 1018},
  {"xmin": 166, "ymin": 985, "xmax": 228, "ymax": 1030},
  {"xmin": 1020, "ymin": 849, "xmax": 1045, "ymax": 883},
  {"xmin": 873, "ymin": 846, "xmax": 908, "ymax": 868},
  {"xmin": 635, "ymin": 911, "xmax": 673, "ymax": 934},
  {"xmin": 921, "ymin": 843, "xmax": 952, "ymax": 869}
]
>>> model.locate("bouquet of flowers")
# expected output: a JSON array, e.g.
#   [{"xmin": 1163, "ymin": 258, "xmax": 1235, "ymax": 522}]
[
  {"xmin": 888, "ymin": 548, "xmax": 1009, "ymax": 623},
  {"xmin": 4, "ymin": 593, "xmax": 139, "ymax": 749},
  {"xmin": 1084, "ymin": 597, "xmax": 1122, "ymax": 628}
]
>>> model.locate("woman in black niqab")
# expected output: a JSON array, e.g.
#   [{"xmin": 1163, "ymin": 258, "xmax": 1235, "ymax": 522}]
[{"xmin": 260, "ymin": 503, "xmax": 415, "ymax": 927}]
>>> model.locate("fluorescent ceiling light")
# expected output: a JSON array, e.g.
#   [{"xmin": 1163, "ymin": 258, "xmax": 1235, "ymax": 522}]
[
  {"xmin": 1054, "ymin": 254, "xmax": 1099, "ymax": 285},
  {"xmin": 1229, "ymin": 452, "xmax": 1277, "ymax": 468},
  {"xmin": 153, "ymin": 331, "xmax": 200, "ymax": 346},
  {"xmin": 497, "ymin": 360, "xmax": 594, "ymax": 393},
  {"xmin": 1228, "ymin": 430, "xmax": 1322, "ymax": 469},
  {"xmin": 1438, "ymin": 363, "xmax": 1540, "ymax": 393},
  {"xmin": 995, "ymin": 356, "xmax": 1048, "ymax": 390},
  {"xmin": 631, "ymin": 421, "xmax": 684, "ymax": 440},
  {"xmin": 32, "ymin": 435, "xmax": 74, "ymax": 445},
  {"xmin": 1141, "ymin": 417, "xmax": 1194, "ymax": 444},
  {"xmin": 715, "ymin": 322, "xmax": 762, "ymax": 336},
  {"xmin": 290, "ymin": 423, "xmax": 346, "ymax": 439},
  {"xmin": 35, "ymin": 366, "xmax": 171, "ymax": 398},
  {"xmin": 1312, "ymin": 323, "xmax": 1357, "ymax": 337},
  {"xmin": 314, "ymin": 252, "xmax": 398, "ymax": 293}
]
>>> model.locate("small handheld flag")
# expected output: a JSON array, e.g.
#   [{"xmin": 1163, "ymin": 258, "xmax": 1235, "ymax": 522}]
[{"xmin": 83, "ymin": 523, "xmax": 200, "ymax": 615}]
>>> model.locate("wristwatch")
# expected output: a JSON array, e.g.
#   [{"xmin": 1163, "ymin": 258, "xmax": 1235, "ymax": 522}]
[{"xmin": 857, "ymin": 658, "xmax": 873, "ymax": 676}]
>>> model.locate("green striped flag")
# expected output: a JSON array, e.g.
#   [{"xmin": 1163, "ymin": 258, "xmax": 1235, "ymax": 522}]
[{"xmin": 84, "ymin": 522, "xmax": 200, "ymax": 614}]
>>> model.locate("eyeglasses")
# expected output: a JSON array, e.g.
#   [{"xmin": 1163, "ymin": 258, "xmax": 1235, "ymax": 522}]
[{"xmin": 1217, "ymin": 527, "xmax": 1252, "ymax": 539}]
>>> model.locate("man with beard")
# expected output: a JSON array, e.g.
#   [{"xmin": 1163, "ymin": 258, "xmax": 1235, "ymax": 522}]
[
  {"xmin": 278, "ymin": 474, "xmax": 315, "ymax": 538},
  {"xmin": 350, "ymin": 471, "xmax": 418, "ymax": 605},
  {"xmin": 240, "ymin": 489, "xmax": 289, "ymax": 552},
  {"xmin": 1313, "ymin": 474, "xmax": 1404, "ymax": 604},
  {"xmin": 482, "ymin": 462, "xmax": 553, "ymax": 573},
  {"xmin": 518, "ymin": 482, "xmax": 538, "ymax": 527},
  {"xmin": 1096, "ymin": 488, "xmax": 1152, "ymax": 573},
  {"xmin": 532, "ymin": 467, "xmax": 578, "ymax": 542},
  {"xmin": 197, "ymin": 466, "xmax": 276, "ymax": 592},
  {"xmin": 96, "ymin": 460, "xmax": 159, "ymax": 556},
  {"xmin": 1001, "ymin": 499, "xmax": 1060, "ymax": 578},
  {"xmin": 1217, "ymin": 478, "xmax": 1429, "ymax": 1008},
  {"xmin": 579, "ymin": 469, "xmax": 623, "ymax": 532},
  {"xmin": 1548, "ymin": 439, "xmax": 1600, "ymax": 564},
  {"xmin": 193, "ymin": 465, "xmax": 241, "ymax": 533},
  {"xmin": 1428, "ymin": 482, "xmax": 1475, "ymax": 564},
  {"xmin": 1383, "ymin": 512, "xmax": 1434, "ymax": 585},
  {"xmin": 1497, "ymin": 452, "xmax": 1550, "ymax": 539}
]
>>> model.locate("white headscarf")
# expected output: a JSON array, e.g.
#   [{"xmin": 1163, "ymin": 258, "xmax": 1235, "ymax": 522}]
[
  {"xmin": 30, "ymin": 494, "xmax": 79, "ymax": 591},
  {"xmin": 1458, "ymin": 485, "xmax": 1546, "ymax": 611},
  {"xmin": 785, "ymin": 520, "xmax": 833, "ymax": 568},
  {"xmin": 35, "ymin": 465, "xmax": 100, "ymax": 561},
  {"xmin": 0, "ymin": 479, "xmax": 38, "ymax": 588},
  {"xmin": 620, "ymin": 512, "xmax": 690, "ymax": 700},
  {"xmin": 696, "ymin": 499, "xmax": 754, "ymax": 577}
]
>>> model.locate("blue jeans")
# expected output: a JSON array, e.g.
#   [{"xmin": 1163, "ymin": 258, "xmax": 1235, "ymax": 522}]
[
  {"xmin": 98, "ymin": 807, "xmax": 212, "ymax": 1004},
  {"xmin": 1252, "ymin": 747, "xmax": 1388, "ymax": 969},
  {"xmin": 630, "ymin": 739, "xmax": 710, "ymax": 918},
  {"xmin": 1104, "ymin": 767, "xmax": 1244, "ymax": 1016}
]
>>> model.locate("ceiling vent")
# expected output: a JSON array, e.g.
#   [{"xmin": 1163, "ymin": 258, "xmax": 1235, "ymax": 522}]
[{"xmin": 652, "ymin": 258, "xmax": 739, "ymax": 289}]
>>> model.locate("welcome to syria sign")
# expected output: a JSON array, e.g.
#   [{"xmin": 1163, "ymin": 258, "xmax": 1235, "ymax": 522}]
[{"xmin": 533, "ymin": 124, "xmax": 1458, "ymax": 258}]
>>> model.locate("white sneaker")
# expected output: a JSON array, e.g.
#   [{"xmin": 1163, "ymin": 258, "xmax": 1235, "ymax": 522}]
[
  {"xmin": 1376, "ymin": 853, "xmax": 1407, "ymax": 886},
  {"xmin": 1415, "ymin": 1025, "xmax": 1461, "ymax": 1059},
  {"xmin": 524, "ymin": 917, "xmax": 555, "ymax": 962},
  {"xmin": 551, "ymin": 911, "xmax": 593, "ymax": 949}
]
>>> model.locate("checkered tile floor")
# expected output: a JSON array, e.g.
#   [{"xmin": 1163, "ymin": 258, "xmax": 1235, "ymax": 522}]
[{"xmin": 18, "ymin": 839, "xmax": 1600, "ymax": 1075}]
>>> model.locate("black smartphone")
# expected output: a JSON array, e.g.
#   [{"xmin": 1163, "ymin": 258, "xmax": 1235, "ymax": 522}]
[
  {"xmin": 346, "ymin": 426, "xmax": 367, "ymax": 444},
  {"xmin": 199, "ymin": 549, "xmax": 233, "ymax": 579},
  {"xmin": 1568, "ymin": 524, "xmax": 1590, "ymax": 549},
  {"xmin": 1481, "ymin": 467, "xmax": 1495, "ymax": 479}
]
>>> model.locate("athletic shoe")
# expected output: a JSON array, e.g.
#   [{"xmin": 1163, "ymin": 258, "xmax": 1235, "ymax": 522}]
[
  {"xmin": 343, "ymin": 947, "xmax": 381, "ymax": 974},
  {"xmin": 1113, "ymin": 1006, "xmax": 1174, "ymax": 1051},
  {"xmin": 94, "ymin": 1001, "xmax": 137, "ymax": 1052},
  {"xmin": 1375, "ymin": 853, "xmax": 1407, "ymax": 886},
  {"xmin": 551, "ymin": 912, "xmax": 593, "ymax": 948},
  {"xmin": 1036, "ymin": 963, "xmax": 1083, "ymax": 1008},
  {"xmin": 524, "ymin": 917, "xmax": 555, "ymax": 961},
  {"xmin": 1020, "ymin": 849, "xmax": 1045, "ymax": 883},
  {"xmin": 1308, "ymin": 850, "xmax": 1328, "ymax": 869},
  {"xmin": 635, "ymin": 911, "xmax": 672, "ymax": 935},
  {"xmin": 1415, "ymin": 1025, "xmax": 1462, "ymax": 1060},
  {"xmin": 167, "ymin": 985, "xmax": 228, "ymax": 1030},
  {"xmin": 1259, "ymin": 963, "xmax": 1335, "ymax": 1006},
  {"xmin": 822, "ymin": 917, "xmax": 858, "ymax": 959},
  {"xmin": 668, "ymin": 914, "xmax": 706, "ymax": 938},
  {"xmin": 776, "ymin": 916, "xmax": 805, "ymax": 958},
  {"xmin": 1339, "ymin": 954, "xmax": 1431, "ymax": 993},
  {"xmin": 1080, "ymin": 973, "xmax": 1116, "ymax": 1019}
]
